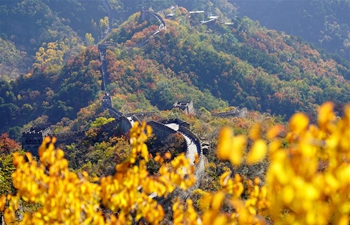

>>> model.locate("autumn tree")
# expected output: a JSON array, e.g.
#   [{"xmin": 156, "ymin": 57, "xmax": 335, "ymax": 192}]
[
  {"xmin": 85, "ymin": 33, "xmax": 95, "ymax": 46},
  {"xmin": 100, "ymin": 16, "xmax": 110, "ymax": 34},
  {"xmin": 33, "ymin": 42, "xmax": 64, "ymax": 71}
]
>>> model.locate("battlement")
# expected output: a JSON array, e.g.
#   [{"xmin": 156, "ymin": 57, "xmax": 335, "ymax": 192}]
[
  {"xmin": 160, "ymin": 118, "xmax": 190, "ymax": 129},
  {"xmin": 212, "ymin": 107, "xmax": 248, "ymax": 118},
  {"xmin": 98, "ymin": 44, "xmax": 108, "ymax": 51},
  {"xmin": 22, "ymin": 127, "xmax": 51, "ymax": 157},
  {"xmin": 102, "ymin": 93, "xmax": 113, "ymax": 109},
  {"xmin": 22, "ymin": 126, "xmax": 51, "ymax": 136}
]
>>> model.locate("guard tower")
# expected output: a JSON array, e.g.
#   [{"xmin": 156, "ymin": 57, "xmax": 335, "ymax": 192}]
[
  {"xmin": 173, "ymin": 100, "xmax": 195, "ymax": 115},
  {"xmin": 102, "ymin": 92, "xmax": 113, "ymax": 110},
  {"xmin": 21, "ymin": 127, "xmax": 51, "ymax": 157}
]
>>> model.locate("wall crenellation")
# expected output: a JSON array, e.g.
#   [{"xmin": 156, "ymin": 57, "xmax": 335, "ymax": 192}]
[{"xmin": 212, "ymin": 107, "xmax": 248, "ymax": 118}]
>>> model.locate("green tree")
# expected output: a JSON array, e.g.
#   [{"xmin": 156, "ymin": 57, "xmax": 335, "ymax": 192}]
[
  {"xmin": 90, "ymin": 117, "xmax": 115, "ymax": 128},
  {"xmin": 85, "ymin": 33, "xmax": 95, "ymax": 46}
]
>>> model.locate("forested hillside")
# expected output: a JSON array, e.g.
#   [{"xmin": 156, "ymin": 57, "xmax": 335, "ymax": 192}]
[
  {"xmin": 233, "ymin": 0, "xmax": 350, "ymax": 60},
  {"xmin": 0, "ymin": 0, "xmax": 235, "ymax": 79},
  {"xmin": 105, "ymin": 10, "xmax": 350, "ymax": 117},
  {"xmin": 1, "ymin": 7, "xmax": 350, "ymax": 138},
  {"xmin": 2, "ymin": 0, "xmax": 348, "ymax": 80}
]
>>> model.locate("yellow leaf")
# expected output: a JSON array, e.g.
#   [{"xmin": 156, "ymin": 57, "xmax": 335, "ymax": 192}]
[
  {"xmin": 267, "ymin": 125, "xmax": 283, "ymax": 140},
  {"xmin": 229, "ymin": 135, "xmax": 246, "ymax": 166},
  {"xmin": 25, "ymin": 152, "xmax": 33, "ymax": 162},
  {"xmin": 212, "ymin": 192, "xmax": 225, "ymax": 211},
  {"xmin": 219, "ymin": 171, "xmax": 231, "ymax": 187},
  {"xmin": 338, "ymin": 215, "xmax": 349, "ymax": 225},
  {"xmin": 289, "ymin": 113, "xmax": 309, "ymax": 134},
  {"xmin": 56, "ymin": 149, "xmax": 65, "ymax": 160},
  {"xmin": 0, "ymin": 195, "xmax": 6, "ymax": 211},
  {"xmin": 4, "ymin": 208, "xmax": 15, "ymax": 224},
  {"xmin": 165, "ymin": 152, "xmax": 172, "ymax": 159},
  {"xmin": 249, "ymin": 123, "xmax": 261, "ymax": 141},
  {"xmin": 318, "ymin": 101, "xmax": 335, "ymax": 131},
  {"xmin": 282, "ymin": 186, "xmax": 294, "ymax": 204},
  {"xmin": 212, "ymin": 215, "xmax": 227, "ymax": 225},
  {"xmin": 217, "ymin": 127, "xmax": 233, "ymax": 160},
  {"xmin": 246, "ymin": 139, "xmax": 267, "ymax": 165},
  {"xmin": 141, "ymin": 143, "xmax": 149, "ymax": 161}
]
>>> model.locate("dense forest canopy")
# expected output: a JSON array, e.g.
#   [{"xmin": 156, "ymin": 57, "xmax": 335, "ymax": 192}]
[{"xmin": 233, "ymin": 0, "xmax": 350, "ymax": 61}]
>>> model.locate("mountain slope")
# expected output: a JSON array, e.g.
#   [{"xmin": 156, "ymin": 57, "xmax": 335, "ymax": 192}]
[
  {"xmin": 233, "ymin": 0, "xmax": 350, "ymax": 60},
  {"xmin": 1, "ymin": 6, "xmax": 350, "ymax": 137},
  {"xmin": 104, "ymin": 12, "xmax": 350, "ymax": 116}
]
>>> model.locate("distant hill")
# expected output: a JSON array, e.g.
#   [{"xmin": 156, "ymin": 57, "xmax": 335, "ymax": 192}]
[
  {"xmin": 0, "ymin": 0, "xmax": 236, "ymax": 79},
  {"xmin": 233, "ymin": 0, "xmax": 350, "ymax": 61}
]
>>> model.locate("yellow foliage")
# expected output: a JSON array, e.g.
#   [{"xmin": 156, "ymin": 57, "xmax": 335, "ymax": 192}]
[
  {"xmin": 0, "ymin": 102, "xmax": 349, "ymax": 225},
  {"xmin": 246, "ymin": 139, "xmax": 267, "ymax": 165},
  {"xmin": 249, "ymin": 123, "xmax": 261, "ymax": 141},
  {"xmin": 217, "ymin": 127, "xmax": 246, "ymax": 166},
  {"xmin": 1, "ymin": 121, "xmax": 195, "ymax": 224}
]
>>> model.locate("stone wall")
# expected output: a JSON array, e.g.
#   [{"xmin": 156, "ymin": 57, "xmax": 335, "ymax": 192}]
[
  {"xmin": 178, "ymin": 126, "xmax": 202, "ymax": 156},
  {"xmin": 124, "ymin": 112, "xmax": 156, "ymax": 117},
  {"xmin": 147, "ymin": 121, "xmax": 178, "ymax": 141},
  {"xmin": 140, "ymin": 10, "xmax": 166, "ymax": 27},
  {"xmin": 108, "ymin": 107, "xmax": 123, "ymax": 118},
  {"xmin": 160, "ymin": 118, "xmax": 190, "ymax": 129},
  {"xmin": 212, "ymin": 107, "xmax": 248, "ymax": 118},
  {"xmin": 120, "ymin": 116, "xmax": 132, "ymax": 134}
]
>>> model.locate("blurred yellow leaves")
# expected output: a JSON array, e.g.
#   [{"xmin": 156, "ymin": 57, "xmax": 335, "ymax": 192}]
[
  {"xmin": 268, "ymin": 102, "xmax": 350, "ymax": 224},
  {"xmin": 247, "ymin": 139, "xmax": 267, "ymax": 165},
  {"xmin": 218, "ymin": 125, "xmax": 268, "ymax": 166},
  {"xmin": 217, "ymin": 127, "xmax": 246, "ymax": 166},
  {"xmin": 0, "ymin": 121, "xmax": 196, "ymax": 225},
  {"xmin": 289, "ymin": 112, "xmax": 309, "ymax": 134},
  {"xmin": 0, "ymin": 102, "xmax": 349, "ymax": 225},
  {"xmin": 213, "ymin": 102, "xmax": 349, "ymax": 225}
]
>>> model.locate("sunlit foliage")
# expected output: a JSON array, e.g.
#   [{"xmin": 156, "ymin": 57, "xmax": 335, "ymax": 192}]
[
  {"xmin": 216, "ymin": 102, "xmax": 350, "ymax": 224},
  {"xmin": 0, "ymin": 102, "xmax": 349, "ymax": 224}
]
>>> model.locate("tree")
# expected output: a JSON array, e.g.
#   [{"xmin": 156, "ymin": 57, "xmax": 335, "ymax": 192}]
[
  {"xmin": 99, "ymin": 16, "xmax": 109, "ymax": 34},
  {"xmin": 33, "ymin": 42, "xmax": 64, "ymax": 71},
  {"xmin": 0, "ymin": 103, "xmax": 20, "ymax": 126},
  {"xmin": 0, "ymin": 133, "xmax": 20, "ymax": 156},
  {"xmin": 90, "ymin": 117, "xmax": 115, "ymax": 128},
  {"xmin": 85, "ymin": 33, "xmax": 95, "ymax": 46}
]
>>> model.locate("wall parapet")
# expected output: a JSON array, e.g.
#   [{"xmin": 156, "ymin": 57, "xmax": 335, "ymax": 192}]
[
  {"xmin": 178, "ymin": 126, "xmax": 202, "ymax": 157},
  {"xmin": 147, "ymin": 121, "xmax": 178, "ymax": 137},
  {"xmin": 159, "ymin": 118, "xmax": 190, "ymax": 129},
  {"xmin": 212, "ymin": 107, "xmax": 248, "ymax": 118},
  {"xmin": 124, "ymin": 111, "xmax": 157, "ymax": 117}
]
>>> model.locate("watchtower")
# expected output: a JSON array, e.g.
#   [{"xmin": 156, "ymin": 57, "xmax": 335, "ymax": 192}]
[
  {"xmin": 173, "ymin": 100, "xmax": 195, "ymax": 115},
  {"xmin": 102, "ymin": 92, "xmax": 113, "ymax": 109},
  {"xmin": 21, "ymin": 127, "xmax": 51, "ymax": 157}
]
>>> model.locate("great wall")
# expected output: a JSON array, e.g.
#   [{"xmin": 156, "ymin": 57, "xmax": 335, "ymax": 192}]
[
  {"xmin": 21, "ymin": 3, "xmax": 247, "ymax": 189},
  {"xmin": 95, "ymin": 5, "xmax": 205, "ymax": 182}
]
